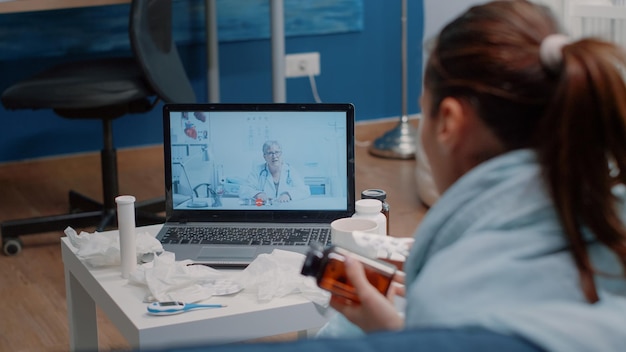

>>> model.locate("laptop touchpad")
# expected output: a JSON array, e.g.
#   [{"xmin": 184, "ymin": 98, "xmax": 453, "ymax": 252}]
[{"xmin": 198, "ymin": 246, "xmax": 257, "ymax": 259}]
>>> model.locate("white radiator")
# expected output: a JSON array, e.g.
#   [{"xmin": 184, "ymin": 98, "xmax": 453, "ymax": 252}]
[{"xmin": 566, "ymin": 0, "xmax": 626, "ymax": 47}]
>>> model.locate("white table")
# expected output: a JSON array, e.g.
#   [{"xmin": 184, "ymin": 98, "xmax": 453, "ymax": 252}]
[{"xmin": 61, "ymin": 224, "xmax": 330, "ymax": 351}]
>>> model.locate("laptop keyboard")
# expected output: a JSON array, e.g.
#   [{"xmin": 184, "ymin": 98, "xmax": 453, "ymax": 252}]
[{"xmin": 160, "ymin": 226, "xmax": 332, "ymax": 246}]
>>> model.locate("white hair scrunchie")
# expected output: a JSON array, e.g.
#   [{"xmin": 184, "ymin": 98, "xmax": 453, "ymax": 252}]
[{"xmin": 539, "ymin": 34, "xmax": 572, "ymax": 71}]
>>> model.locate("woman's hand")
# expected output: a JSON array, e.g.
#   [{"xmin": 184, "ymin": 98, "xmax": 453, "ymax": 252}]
[{"xmin": 329, "ymin": 256, "xmax": 405, "ymax": 333}]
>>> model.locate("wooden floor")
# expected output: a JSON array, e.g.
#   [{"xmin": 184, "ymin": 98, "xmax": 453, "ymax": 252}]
[{"xmin": 0, "ymin": 120, "xmax": 428, "ymax": 352}]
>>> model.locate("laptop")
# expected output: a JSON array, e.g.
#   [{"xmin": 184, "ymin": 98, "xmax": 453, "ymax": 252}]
[{"xmin": 155, "ymin": 103, "xmax": 356, "ymax": 266}]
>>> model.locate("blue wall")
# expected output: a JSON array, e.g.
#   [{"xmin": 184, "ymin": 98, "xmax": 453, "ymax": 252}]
[{"xmin": 0, "ymin": 0, "xmax": 423, "ymax": 163}]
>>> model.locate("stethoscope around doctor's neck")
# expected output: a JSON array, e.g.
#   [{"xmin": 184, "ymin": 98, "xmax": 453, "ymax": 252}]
[{"xmin": 259, "ymin": 163, "xmax": 293, "ymax": 189}]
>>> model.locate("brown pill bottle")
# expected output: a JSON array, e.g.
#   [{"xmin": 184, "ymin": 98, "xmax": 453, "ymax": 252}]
[{"xmin": 301, "ymin": 244, "xmax": 397, "ymax": 303}]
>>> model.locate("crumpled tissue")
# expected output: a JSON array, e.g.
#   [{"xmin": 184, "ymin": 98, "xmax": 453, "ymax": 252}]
[
  {"xmin": 64, "ymin": 226, "xmax": 163, "ymax": 267},
  {"xmin": 129, "ymin": 251, "xmax": 243, "ymax": 303},
  {"xmin": 233, "ymin": 249, "xmax": 330, "ymax": 306},
  {"xmin": 65, "ymin": 225, "xmax": 329, "ymax": 305}
]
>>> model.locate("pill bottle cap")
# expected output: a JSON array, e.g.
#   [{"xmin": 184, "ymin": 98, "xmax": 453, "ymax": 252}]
[
  {"xmin": 361, "ymin": 189, "xmax": 387, "ymax": 201},
  {"xmin": 355, "ymin": 199, "xmax": 382, "ymax": 214},
  {"xmin": 301, "ymin": 243, "xmax": 326, "ymax": 278}
]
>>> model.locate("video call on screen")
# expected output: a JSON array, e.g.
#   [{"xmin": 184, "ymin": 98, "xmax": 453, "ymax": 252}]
[{"xmin": 168, "ymin": 110, "xmax": 349, "ymax": 211}]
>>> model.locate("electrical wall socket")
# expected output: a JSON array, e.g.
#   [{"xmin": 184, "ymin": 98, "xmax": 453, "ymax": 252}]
[{"xmin": 285, "ymin": 52, "xmax": 320, "ymax": 78}]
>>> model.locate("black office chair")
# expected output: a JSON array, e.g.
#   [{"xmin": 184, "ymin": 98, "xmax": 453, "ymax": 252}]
[{"xmin": 0, "ymin": 0, "xmax": 196, "ymax": 255}]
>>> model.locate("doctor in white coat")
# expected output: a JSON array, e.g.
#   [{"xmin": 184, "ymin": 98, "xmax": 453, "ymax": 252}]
[{"xmin": 238, "ymin": 140, "xmax": 310, "ymax": 203}]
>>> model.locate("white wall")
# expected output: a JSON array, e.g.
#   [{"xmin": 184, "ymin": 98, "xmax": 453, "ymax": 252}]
[
  {"xmin": 422, "ymin": 0, "xmax": 566, "ymax": 72},
  {"xmin": 422, "ymin": 0, "xmax": 485, "ymax": 73},
  {"xmin": 422, "ymin": 0, "xmax": 486, "ymax": 46}
]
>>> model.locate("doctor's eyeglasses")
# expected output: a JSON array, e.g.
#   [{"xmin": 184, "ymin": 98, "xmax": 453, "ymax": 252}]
[{"xmin": 264, "ymin": 151, "xmax": 282, "ymax": 157}]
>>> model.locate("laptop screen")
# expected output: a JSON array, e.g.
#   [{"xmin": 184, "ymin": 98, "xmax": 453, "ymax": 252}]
[{"xmin": 162, "ymin": 103, "xmax": 355, "ymax": 223}]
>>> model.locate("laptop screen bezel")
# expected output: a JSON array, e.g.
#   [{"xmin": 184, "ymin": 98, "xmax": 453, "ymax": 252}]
[{"xmin": 162, "ymin": 103, "xmax": 356, "ymax": 224}]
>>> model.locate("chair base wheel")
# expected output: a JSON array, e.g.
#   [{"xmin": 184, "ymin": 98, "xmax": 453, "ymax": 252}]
[
  {"xmin": 3, "ymin": 237, "xmax": 23, "ymax": 256},
  {"xmin": 0, "ymin": 191, "xmax": 165, "ymax": 255}
]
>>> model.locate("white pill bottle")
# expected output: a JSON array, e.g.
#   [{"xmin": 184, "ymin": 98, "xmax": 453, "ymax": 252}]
[{"xmin": 351, "ymin": 199, "xmax": 387, "ymax": 236}]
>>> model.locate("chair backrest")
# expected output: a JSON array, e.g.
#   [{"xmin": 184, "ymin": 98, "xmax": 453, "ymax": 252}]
[{"xmin": 129, "ymin": 0, "xmax": 197, "ymax": 104}]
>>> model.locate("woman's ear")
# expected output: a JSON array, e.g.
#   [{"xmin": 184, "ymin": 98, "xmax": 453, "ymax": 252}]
[{"xmin": 435, "ymin": 96, "xmax": 467, "ymax": 150}]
